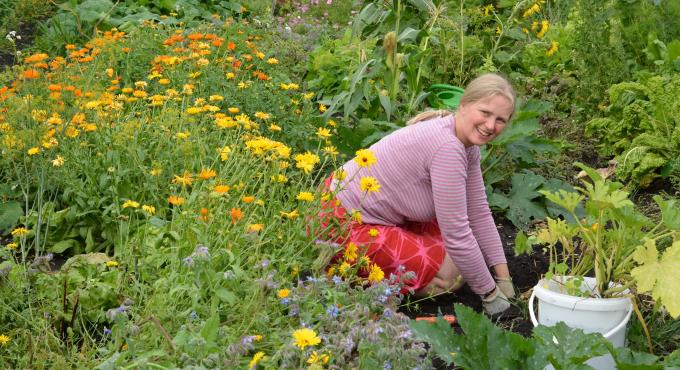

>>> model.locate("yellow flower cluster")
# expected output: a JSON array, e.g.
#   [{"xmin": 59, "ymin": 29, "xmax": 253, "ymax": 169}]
[
  {"xmin": 294, "ymin": 152, "xmax": 320, "ymax": 174},
  {"xmin": 245, "ymin": 137, "xmax": 291, "ymax": 158}
]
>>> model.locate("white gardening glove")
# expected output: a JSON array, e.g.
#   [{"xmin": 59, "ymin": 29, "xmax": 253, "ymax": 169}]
[
  {"xmin": 481, "ymin": 286, "xmax": 510, "ymax": 316},
  {"xmin": 495, "ymin": 276, "xmax": 516, "ymax": 299}
]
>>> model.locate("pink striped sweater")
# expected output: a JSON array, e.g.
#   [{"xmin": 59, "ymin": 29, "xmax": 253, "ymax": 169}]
[{"xmin": 332, "ymin": 115, "xmax": 506, "ymax": 294}]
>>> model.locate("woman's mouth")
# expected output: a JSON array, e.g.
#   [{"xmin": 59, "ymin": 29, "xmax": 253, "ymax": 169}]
[{"xmin": 476, "ymin": 126, "xmax": 493, "ymax": 137}]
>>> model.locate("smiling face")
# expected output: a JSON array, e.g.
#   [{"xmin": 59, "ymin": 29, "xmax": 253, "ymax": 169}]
[{"xmin": 454, "ymin": 94, "xmax": 514, "ymax": 147}]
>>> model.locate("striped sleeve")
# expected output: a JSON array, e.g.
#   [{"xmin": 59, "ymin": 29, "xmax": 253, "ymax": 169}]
[
  {"xmin": 466, "ymin": 147, "xmax": 507, "ymax": 267},
  {"xmin": 429, "ymin": 142, "xmax": 496, "ymax": 295}
]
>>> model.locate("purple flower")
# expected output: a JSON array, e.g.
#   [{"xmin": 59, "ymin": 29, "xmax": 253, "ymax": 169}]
[
  {"xmin": 383, "ymin": 308, "xmax": 393, "ymax": 318},
  {"xmin": 343, "ymin": 336, "xmax": 355, "ymax": 354},
  {"xmin": 182, "ymin": 256, "xmax": 194, "ymax": 267},
  {"xmin": 288, "ymin": 304, "xmax": 299, "ymax": 317},
  {"xmin": 193, "ymin": 244, "xmax": 210, "ymax": 259},
  {"xmin": 190, "ymin": 311, "xmax": 197, "ymax": 321},
  {"xmin": 241, "ymin": 335, "xmax": 259, "ymax": 345},
  {"xmin": 332, "ymin": 275, "xmax": 343, "ymax": 285},
  {"xmin": 103, "ymin": 327, "xmax": 112, "ymax": 335},
  {"xmin": 326, "ymin": 304, "xmax": 339, "ymax": 318}
]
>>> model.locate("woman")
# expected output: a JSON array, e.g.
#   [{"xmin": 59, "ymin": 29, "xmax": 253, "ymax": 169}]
[{"xmin": 326, "ymin": 73, "xmax": 516, "ymax": 316}]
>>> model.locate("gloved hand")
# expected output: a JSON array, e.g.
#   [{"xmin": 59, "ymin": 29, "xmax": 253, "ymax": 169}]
[
  {"xmin": 495, "ymin": 276, "xmax": 516, "ymax": 299},
  {"xmin": 481, "ymin": 286, "xmax": 510, "ymax": 316}
]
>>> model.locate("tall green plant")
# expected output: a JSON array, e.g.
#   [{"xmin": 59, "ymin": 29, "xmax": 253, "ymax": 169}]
[{"xmin": 585, "ymin": 74, "xmax": 680, "ymax": 188}]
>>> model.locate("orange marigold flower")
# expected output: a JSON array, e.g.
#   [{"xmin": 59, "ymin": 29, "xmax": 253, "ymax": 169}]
[
  {"xmin": 24, "ymin": 53, "xmax": 49, "ymax": 64},
  {"xmin": 242, "ymin": 195, "xmax": 255, "ymax": 203},
  {"xmin": 227, "ymin": 41, "xmax": 236, "ymax": 50},
  {"xmin": 214, "ymin": 184, "xmax": 230, "ymax": 194},
  {"xmin": 47, "ymin": 84, "xmax": 62, "ymax": 92},
  {"xmin": 168, "ymin": 195, "xmax": 185, "ymax": 206},
  {"xmin": 199, "ymin": 207, "xmax": 209, "ymax": 221},
  {"xmin": 198, "ymin": 168, "xmax": 217, "ymax": 180},
  {"xmin": 230, "ymin": 208, "xmax": 243, "ymax": 224},
  {"xmin": 23, "ymin": 69, "xmax": 40, "ymax": 79}
]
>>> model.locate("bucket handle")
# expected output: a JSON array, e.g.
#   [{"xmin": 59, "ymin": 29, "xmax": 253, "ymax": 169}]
[{"xmin": 528, "ymin": 288, "xmax": 633, "ymax": 339}]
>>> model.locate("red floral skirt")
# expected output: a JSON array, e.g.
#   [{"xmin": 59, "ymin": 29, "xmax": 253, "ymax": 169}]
[{"xmin": 317, "ymin": 177, "xmax": 445, "ymax": 293}]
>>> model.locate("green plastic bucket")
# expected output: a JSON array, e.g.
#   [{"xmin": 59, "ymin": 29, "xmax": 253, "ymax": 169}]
[{"xmin": 427, "ymin": 84, "xmax": 465, "ymax": 110}]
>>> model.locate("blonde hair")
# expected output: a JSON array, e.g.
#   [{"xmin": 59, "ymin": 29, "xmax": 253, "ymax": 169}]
[
  {"xmin": 406, "ymin": 109, "xmax": 453, "ymax": 125},
  {"xmin": 408, "ymin": 73, "xmax": 516, "ymax": 125}
]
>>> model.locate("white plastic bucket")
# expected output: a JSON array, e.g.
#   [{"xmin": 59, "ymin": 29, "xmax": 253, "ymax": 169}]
[{"xmin": 529, "ymin": 276, "xmax": 633, "ymax": 370}]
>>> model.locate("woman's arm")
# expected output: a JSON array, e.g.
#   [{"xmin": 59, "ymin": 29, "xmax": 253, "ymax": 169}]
[
  {"xmin": 465, "ymin": 147, "xmax": 508, "ymax": 269},
  {"xmin": 430, "ymin": 143, "xmax": 497, "ymax": 295}
]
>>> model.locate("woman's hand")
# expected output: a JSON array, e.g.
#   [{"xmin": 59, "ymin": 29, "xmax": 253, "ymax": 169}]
[
  {"xmin": 495, "ymin": 276, "xmax": 515, "ymax": 299},
  {"xmin": 492, "ymin": 263, "xmax": 515, "ymax": 298},
  {"xmin": 481, "ymin": 286, "xmax": 510, "ymax": 316}
]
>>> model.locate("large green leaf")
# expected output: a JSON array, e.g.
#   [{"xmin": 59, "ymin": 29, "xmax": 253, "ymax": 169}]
[
  {"xmin": 409, "ymin": 316, "xmax": 458, "ymax": 364},
  {"xmin": 532, "ymin": 322, "xmax": 610, "ymax": 368},
  {"xmin": 631, "ymin": 239, "xmax": 680, "ymax": 318},
  {"xmin": 612, "ymin": 347, "xmax": 662, "ymax": 370},
  {"xmin": 653, "ymin": 195, "xmax": 680, "ymax": 230},
  {"xmin": 76, "ymin": 0, "xmax": 116, "ymax": 24},
  {"xmin": 0, "ymin": 201, "xmax": 23, "ymax": 231},
  {"xmin": 449, "ymin": 304, "xmax": 535, "ymax": 370},
  {"xmin": 49, "ymin": 239, "xmax": 81, "ymax": 254},
  {"xmin": 503, "ymin": 171, "xmax": 548, "ymax": 230},
  {"xmin": 200, "ymin": 314, "xmax": 220, "ymax": 343}
]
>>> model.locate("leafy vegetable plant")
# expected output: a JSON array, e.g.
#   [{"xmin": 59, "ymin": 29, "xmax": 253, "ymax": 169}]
[
  {"xmin": 410, "ymin": 303, "xmax": 680, "ymax": 370},
  {"xmin": 586, "ymin": 74, "xmax": 680, "ymax": 188},
  {"xmin": 522, "ymin": 163, "xmax": 680, "ymax": 318}
]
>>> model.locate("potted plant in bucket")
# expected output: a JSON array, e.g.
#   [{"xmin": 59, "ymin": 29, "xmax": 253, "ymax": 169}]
[{"xmin": 521, "ymin": 163, "xmax": 680, "ymax": 368}]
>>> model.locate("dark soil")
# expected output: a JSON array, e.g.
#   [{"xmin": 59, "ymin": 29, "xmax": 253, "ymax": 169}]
[
  {"xmin": 398, "ymin": 216, "xmax": 551, "ymax": 368},
  {"xmin": 0, "ymin": 19, "xmax": 43, "ymax": 71}
]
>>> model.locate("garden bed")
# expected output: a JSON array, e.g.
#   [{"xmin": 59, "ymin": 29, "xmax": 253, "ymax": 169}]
[{"xmin": 399, "ymin": 216, "xmax": 547, "ymax": 339}]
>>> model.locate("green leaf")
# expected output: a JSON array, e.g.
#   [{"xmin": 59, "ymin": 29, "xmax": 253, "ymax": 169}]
[
  {"xmin": 631, "ymin": 239, "xmax": 680, "ymax": 318},
  {"xmin": 378, "ymin": 93, "xmax": 393, "ymax": 119},
  {"xmin": 76, "ymin": 0, "xmax": 116, "ymax": 24},
  {"xmin": 149, "ymin": 216, "xmax": 168, "ymax": 228},
  {"xmin": 487, "ymin": 190, "xmax": 511, "ymax": 210},
  {"xmin": 664, "ymin": 348, "xmax": 680, "ymax": 366},
  {"xmin": 214, "ymin": 287, "xmax": 236, "ymax": 305},
  {"xmin": 409, "ymin": 316, "xmax": 458, "ymax": 364},
  {"xmin": 397, "ymin": 27, "xmax": 419, "ymax": 43},
  {"xmin": 0, "ymin": 201, "xmax": 23, "ymax": 231},
  {"xmin": 200, "ymin": 314, "xmax": 220, "ymax": 343},
  {"xmin": 653, "ymin": 195, "xmax": 680, "ymax": 230},
  {"xmin": 667, "ymin": 40, "xmax": 680, "ymax": 63},
  {"xmin": 612, "ymin": 347, "xmax": 662, "ymax": 369},
  {"xmin": 451, "ymin": 304, "xmax": 536, "ymax": 370},
  {"xmin": 540, "ymin": 189, "xmax": 584, "ymax": 214},
  {"xmin": 61, "ymin": 252, "xmax": 111, "ymax": 271},
  {"xmin": 49, "ymin": 239, "xmax": 80, "ymax": 254},
  {"xmin": 494, "ymin": 50, "xmax": 514, "ymax": 63},
  {"xmin": 504, "ymin": 171, "xmax": 548, "ymax": 230},
  {"xmin": 533, "ymin": 322, "xmax": 610, "ymax": 367},
  {"xmin": 514, "ymin": 231, "xmax": 532, "ymax": 256},
  {"xmin": 504, "ymin": 27, "xmax": 527, "ymax": 41},
  {"xmin": 406, "ymin": 0, "xmax": 434, "ymax": 13}
]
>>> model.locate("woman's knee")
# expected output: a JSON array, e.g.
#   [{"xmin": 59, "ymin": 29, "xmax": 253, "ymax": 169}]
[{"xmin": 437, "ymin": 254, "xmax": 462, "ymax": 285}]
